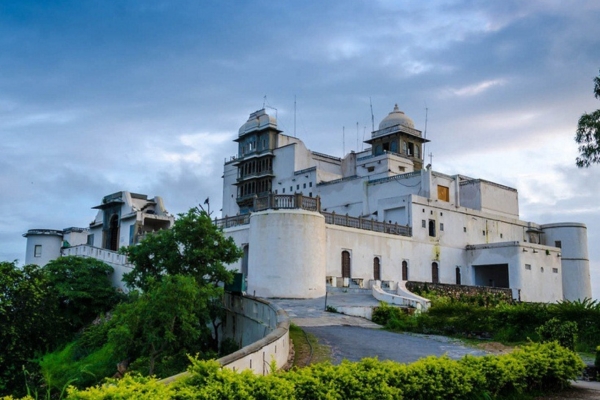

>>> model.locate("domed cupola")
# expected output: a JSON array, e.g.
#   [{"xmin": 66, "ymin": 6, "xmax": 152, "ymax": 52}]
[{"xmin": 378, "ymin": 104, "xmax": 415, "ymax": 130}]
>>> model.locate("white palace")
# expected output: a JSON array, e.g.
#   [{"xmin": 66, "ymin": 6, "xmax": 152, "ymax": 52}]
[
  {"xmin": 219, "ymin": 106, "xmax": 592, "ymax": 303},
  {"xmin": 23, "ymin": 105, "xmax": 592, "ymax": 304}
]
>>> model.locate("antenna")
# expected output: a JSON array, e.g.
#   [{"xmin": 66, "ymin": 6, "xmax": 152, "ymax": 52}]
[
  {"xmin": 356, "ymin": 122, "xmax": 359, "ymax": 152},
  {"xmin": 370, "ymin": 97, "xmax": 375, "ymax": 132},
  {"xmin": 423, "ymin": 103, "xmax": 429, "ymax": 163},
  {"xmin": 263, "ymin": 96, "xmax": 278, "ymax": 120},
  {"xmin": 362, "ymin": 126, "xmax": 366, "ymax": 151},
  {"xmin": 294, "ymin": 95, "xmax": 297, "ymax": 137},
  {"xmin": 342, "ymin": 126, "xmax": 345, "ymax": 156},
  {"xmin": 263, "ymin": 95, "xmax": 266, "ymax": 109}
]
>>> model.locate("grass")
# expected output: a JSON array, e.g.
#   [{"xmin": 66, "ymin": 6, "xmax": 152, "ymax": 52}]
[{"xmin": 289, "ymin": 323, "xmax": 331, "ymax": 368}]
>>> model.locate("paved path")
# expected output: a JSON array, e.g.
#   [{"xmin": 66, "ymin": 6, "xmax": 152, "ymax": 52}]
[
  {"xmin": 273, "ymin": 293, "xmax": 600, "ymax": 396},
  {"xmin": 273, "ymin": 294, "xmax": 487, "ymax": 364}
]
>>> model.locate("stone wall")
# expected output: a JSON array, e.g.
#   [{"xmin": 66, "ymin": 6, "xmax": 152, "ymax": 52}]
[{"xmin": 406, "ymin": 281, "xmax": 513, "ymax": 303}]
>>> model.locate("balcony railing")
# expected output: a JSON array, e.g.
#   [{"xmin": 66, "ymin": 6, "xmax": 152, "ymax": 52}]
[{"xmin": 215, "ymin": 194, "xmax": 411, "ymax": 237}]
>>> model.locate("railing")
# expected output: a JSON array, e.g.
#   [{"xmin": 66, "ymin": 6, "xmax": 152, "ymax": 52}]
[
  {"xmin": 215, "ymin": 194, "xmax": 411, "ymax": 237},
  {"xmin": 322, "ymin": 211, "xmax": 412, "ymax": 237},
  {"xmin": 237, "ymin": 169, "xmax": 274, "ymax": 182},
  {"xmin": 254, "ymin": 194, "xmax": 320, "ymax": 212},
  {"xmin": 214, "ymin": 214, "xmax": 250, "ymax": 229}
]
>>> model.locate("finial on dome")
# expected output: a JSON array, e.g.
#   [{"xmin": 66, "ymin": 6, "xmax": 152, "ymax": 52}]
[{"xmin": 393, "ymin": 104, "xmax": 399, "ymax": 111}]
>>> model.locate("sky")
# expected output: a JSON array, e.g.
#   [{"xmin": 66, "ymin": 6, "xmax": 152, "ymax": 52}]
[{"xmin": 1, "ymin": 1, "xmax": 599, "ymax": 299}]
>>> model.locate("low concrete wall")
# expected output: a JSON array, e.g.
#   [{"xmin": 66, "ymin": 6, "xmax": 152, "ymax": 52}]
[
  {"xmin": 372, "ymin": 281, "xmax": 431, "ymax": 311},
  {"xmin": 162, "ymin": 293, "xmax": 290, "ymax": 384}
]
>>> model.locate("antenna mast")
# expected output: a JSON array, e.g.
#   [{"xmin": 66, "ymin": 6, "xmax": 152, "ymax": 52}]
[
  {"xmin": 369, "ymin": 97, "xmax": 375, "ymax": 132},
  {"xmin": 356, "ymin": 122, "xmax": 359, "ymax": 152},
  {"xmin": 342, "ymin": 126, "xmax": 345, "ymax": 156},
  {"xmin": 423, "ymin": 104, "xmax": 429, "ymax": 163},
  {"xmin": 294, "ymin": 95, "xmax": 297, "ymax": 137}
]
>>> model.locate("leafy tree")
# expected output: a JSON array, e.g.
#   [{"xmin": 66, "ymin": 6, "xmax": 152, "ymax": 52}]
[
  {"xmin": 44, "ymin": 256, "xmax": 123, "ymax": 332},
  {"xmin": 122, "ymin": 207, "xmax": 241, "ymax": 291},
  {"xmin": 107, "ymin": 275, "xmax": 218, "ymax": 376},
  {"xmin": 0, "ymin": 261, "xmax": 64, "ymax": 396},
  {"xmin": 575, "ymin": 69, "xmax": 600, "ymax": 167}
]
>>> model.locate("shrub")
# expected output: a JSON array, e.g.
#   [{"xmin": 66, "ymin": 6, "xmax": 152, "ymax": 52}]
[
  {"xmin": 595, "ymin": 345, "xmax": 600, "ymax": 369},
  {"xmin": 535, "ymin": 318, "xmax": 578, "ymax": 351}
]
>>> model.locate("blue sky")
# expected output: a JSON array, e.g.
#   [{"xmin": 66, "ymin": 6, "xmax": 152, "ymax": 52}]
[{"xmin": 1, "ymin": 0, "xmax": 599, "ymax": 298}]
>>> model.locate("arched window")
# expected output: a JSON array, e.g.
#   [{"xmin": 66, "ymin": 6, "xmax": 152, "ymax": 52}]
[
  {"xmin": 402, "ymin": 260, "xmax": 408, "ymax": 281},
  {"xmin": 108, "ymin": 214, "xmax": 119, "ymax": 251},
  {"xmin": 432, "ymin": 262, "xmax": 439, "ymax": 284},
  {"xmin": 241, "ymin": 245, "xmax": 249, "ymax": 277},
  {"xmin": 455, "ymin": 266, "xmax": 461, "ymax": 285},
  {"xmin": 373, "ymin": 257, "xmax": 381, "ymax": 281},
  {"xmin": 342, "ymin": 251, "xmax": 351, "ymax": 278}
]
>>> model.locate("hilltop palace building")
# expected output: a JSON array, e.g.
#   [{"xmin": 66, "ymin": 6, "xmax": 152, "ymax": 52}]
[
  {"xmin": 220, "ymin": 106, "xmax": 592, "ymax": 303},
  {"xmin": 23, "ymin": 191, "xmax": 174, "ymax": 287},
  {"xmin": 23, "ymin": 106, "xmax": 592, "ymax": 304}
]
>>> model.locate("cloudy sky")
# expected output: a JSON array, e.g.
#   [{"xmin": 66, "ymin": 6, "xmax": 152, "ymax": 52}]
[{"xmin": 1, "ymin": 1, "xmax": 599, "ymax": 298}]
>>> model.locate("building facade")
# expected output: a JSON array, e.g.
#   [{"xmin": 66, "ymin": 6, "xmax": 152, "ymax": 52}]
[
  {"xmin": 23, "ymin": 191, "xmax": 174, "ymax": 288},
  {"xmin": 221, "ymin": 107, "xmax": 592, "ymax": 302}
]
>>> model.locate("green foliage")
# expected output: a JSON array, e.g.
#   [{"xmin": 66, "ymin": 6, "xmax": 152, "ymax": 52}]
[
  {"xmin": 39, "ymin": 342, "xmax": 119, "ymax": 391},
  {"xmin": 0, "ymin": 261, "xmax": 64, "ymax": 397},
  {"xmin": 536, "ymin": 317, "xmax": 578, "ymax": 351},
  {"xmin": 107, "ymin": 274, "xmax": 217, "ymax": 377},
  {"xmin": 372, "ymin": 302, "xmax": 418, "ymax": 331},
  {"xmin": 43, "ymin": 256, "xmax": 123, "ymax": 332},
  {"xmin": 595, "ymin": 345, "xmax": 600, "ymax": 369},
  {"xmin": 575, "ymin": 69, "xmax": 600, "ymax": 167},
  {"xmin": 325, "ymin": 305, "xmax": 337, "ymax": 313},
  {"xmin": 65, "ymin": 342, "xmax": 584, "ymax": 399},
  {"xmin": 122, "ymin": 207, "xmax": 241, "ymax": 292},
  {"xmin": 219, "ymin": 338, "xmax": 240, "ymax": 357}
]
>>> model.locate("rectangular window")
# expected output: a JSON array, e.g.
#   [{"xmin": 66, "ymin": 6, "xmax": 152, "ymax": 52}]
[
  {"xmin": 525, "ymin": 264, "xmax": 532, "ymax": 270},
  {"xmin": 482, "ymin": 230, "xmax": 486, "ymax": 236},
  {"xmin": 290, "ymin": 186, "xmax": 293, "ymax": 192},
  {"xmin": 282, "ymin": 188, "xmax": 285, "ymax": 193},
  {"xmin": 34, "ymin": 245, "xmax": 42, "ymax": 257},
  {"xmin": 398, "ymin": 166, "xmax": 405, "ymax": 172},
  {"xmin": 87, "ymin": 234, "xmax": 94, "ymax": 246},
  {"xmin": 500, "ymin": 233, "xmax": 503, "ymax": 238},
  {"xmin": 309, "ymin": 182, "xmax": 313, "ymax": 187},
  {"xmin": 463, "ymin": 227, "xmax": 467, "ymax": 232},
  {"xmin": 437, "ymin": 185, "xmax": 450, "ymax": 202},
  {"xmin": 309, "ymin": 192, "xmax": 312, "ymax": 197},
  {"xmin": 422, "ymin": 220, "xmax": 426, "ymax": 228},
  {"xmin": 275, "ymin": 189, "xmax": 278, "ymax": 194},
  {"xmin": 552, "ymin": 268, "xmax": 559, "ymax": 273},
  {"xmin": 367, "ymin": 166, "xmax": 375, "ymax": 172},
  {"xmin": 440, "ymin": 223, "xmax": 444, "ymax": 231},
  {"xmin": 555, "ymin": 240, "xmax": 562, "ymax": 248},
  {"xmin": 428, "ymin": 220, "xmax": 436, "ymax": 237},
  {"xmin": 303, "ymin": 183, "xmax": 306, "ymax": 189}
]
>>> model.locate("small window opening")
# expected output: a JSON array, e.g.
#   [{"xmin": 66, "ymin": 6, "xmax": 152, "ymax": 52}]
[
  {"xmin": 428, "ymin": 220, "xmax": 436, "ymax": 237},
  {"xmin": 34, "ymin": 245, "xmax": 42, "ymax": 258}
]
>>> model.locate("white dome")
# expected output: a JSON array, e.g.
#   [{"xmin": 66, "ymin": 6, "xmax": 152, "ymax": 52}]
[
  {"xmin": 239, "ymin": 109, "xmax": 277, "ymax": 135},
  {"xmin": 378, "ymin": 104, "xmax": 414, "ymax": 130}
]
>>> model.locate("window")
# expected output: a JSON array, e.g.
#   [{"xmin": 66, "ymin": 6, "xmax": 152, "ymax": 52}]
[
  {"xmin": 282, "ymin": 188, "xmax": 285, "ymax": 193},
  {"xmin": 500, "ymin": 233, "xmax": 503, "ymax": 238},
  {"xmin": 34, "ymin": 245, "xmax": 42, "ymax": 258},
  {"xmin": 541, "ymin": 267, "xmax": 544, "ymax": 273},
  {"xmin": 402, "ymin": 260, "xmax": 408, "ymax": 281},
  {"xmin": 525, "ymin": 264, "xmax": 532, "ymax": 270},
  {"xmin": 440, "ymin": 223, "xmax": 444, "ymax": 231},
  {"xmin": 303, "ymin": 183, "xmax": 306, "ymax": 189},
  {"xmin": 290, "ymin": 186, "xmax": 292, "ymax": 192},
  {"xmin": 407, "ymin": 142, "xmax": 414, "ymax": 156},
  {"xmin": 297, "ymin": 184, "xmax": 299, "ymax": 190},
  {"xmin": 455, "ymin": 267, "xmax": 461, "ymax": 285},
  {"xmin": 432, "ymin": 262, "xmax": 439, "ymax": 283},
  {"xmin": 428, "ymin": 220, "xmax": 436, "ymax": 237},
  {"xmin": 373, "ymin": 257, "xmax": 381, "ymax": 281},
  {"xmin": 87, "ymin": 234, "xmax": 94, "ymax": 246},
  {"xmin": 309, "ymin": 192, "xmax": 312, "ymax": 197},
  {"xmin": 275, "ymin": 189, "xmax": 278, "ymax": 194},
  {"xmin": 463, "ymin": 227, "xmax": 467, "ymax": 232},
  {"xmin": 398, "ymin": 166, "xmax": 405, "ymax": 172},
  {"xmin": 422, "ymin": 220, "xmax": 426, "ymax": 228},
  {"xmin": 482, "ymin": 230, "xmax": 486, "ymax": 236},
  {"xmin": 309, "ymin": 182, "xmax": 313, "ymax": 187},
  {"xmin": 437, "ymin": 185, "xmax": 450, "ymax": 202},
  {"xmin": 552, "ymin": 268, "xmax": 559, "ymax": 273},
  {"xmin": 367, "ymin": 166, "xmax": 375, "ymax": 172},
  {"xmin": 555, "ymin": 240, "xmax": 562, "ymax": 248}
]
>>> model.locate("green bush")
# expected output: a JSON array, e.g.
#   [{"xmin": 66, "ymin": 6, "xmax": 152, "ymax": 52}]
[
  {"xmin": 535, "ymin": 318, "xmax": 578, "ymax": 351},
  {"xmin": 64, "ymin": 342, "xmax": 584, "ymax": 399},
  {"xmin": 595, "ymin": 345, "xmax": 600, "ymax": 369}
]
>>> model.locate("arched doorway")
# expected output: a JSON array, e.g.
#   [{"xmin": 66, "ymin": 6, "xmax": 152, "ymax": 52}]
[
  {"xmin": 341, "ymin": 251, "xmax": 351, "ymax": 278},
  {"xmin": 241, "ymin": 245, "xmax": 249, "ymax": 277},
  {"xmin": 373, "ymin": 257, "xmax": 381, "ymax": 281},
  {"xmin": 402, "ymin": 260, "xmax": 408, "ymax": 281},
  {"xmin": 108, "ymin": 214, "xmax": 119, "ymax": 251},
  {"xmin": 455, "ymin": 266, "xmax": 461, "ymax": 285},
  {"xmin": 432, "ymin": 262, "xmax": 439, "ymax": 284}
]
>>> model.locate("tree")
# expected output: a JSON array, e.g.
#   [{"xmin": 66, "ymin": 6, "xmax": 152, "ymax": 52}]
[
  {"xmin": 0, "ymin": 261, "xmax": 64, "ymax": 396},
  {"xmin": 575, "ymin": 70, "xmax": 600, "ymax": 167},
  {"xmin": 44, "ymin": 256, "xmax": 123, "ymax": 332},
  {"xmin": 122, "ymin": 207, "xmax": 241, "ymax": 291},
  {"xmin": 107, "ymin": 275, "xmax": 218, "ymax": 376}
]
